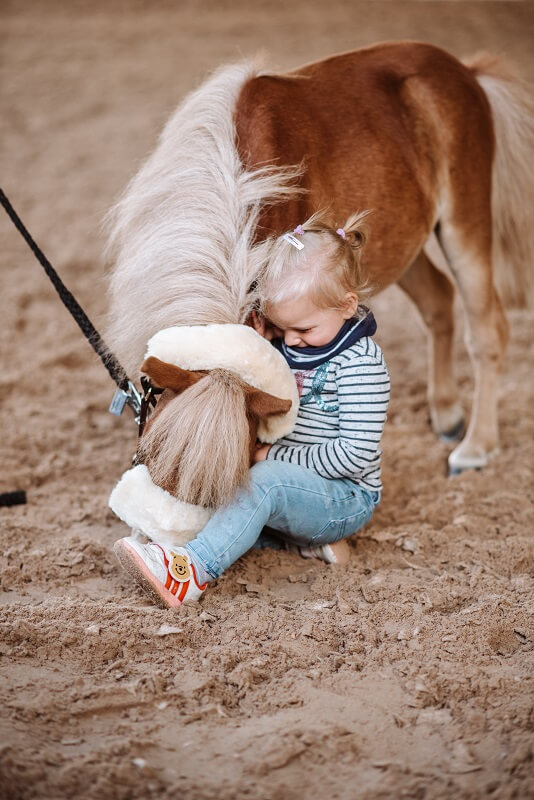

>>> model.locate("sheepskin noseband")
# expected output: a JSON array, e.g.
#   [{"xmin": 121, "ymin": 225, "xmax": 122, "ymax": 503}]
[
  {"xmin": 109, "ymin": 323, "xmax": 299, "ymax": 545},
  {"xmin": 109, "ymin": 463, "xmax": 213, "ymax": 547},
  {"xmin": 145, "ymin": 323, "xmax": 299, "ymax": 441}
]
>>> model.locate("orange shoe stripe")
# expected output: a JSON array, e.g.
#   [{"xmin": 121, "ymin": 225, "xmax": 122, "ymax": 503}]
[
  {"xmin": 155, "ymin": 543, "xmax": 174, "ymax": 591},
  {"xmin": 177, "ymin": 580, "xmax": 189, "ymax": 603}
]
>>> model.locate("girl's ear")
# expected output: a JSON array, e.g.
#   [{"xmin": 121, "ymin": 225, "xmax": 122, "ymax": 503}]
[
  {"xmin": 244, "ymin": 384, "xmax": 292, "ymax": 419},
  {"xmin": 341, "ymin": 292, "xmax": 359, "ymax": 318},
  {"xmin": 140, "ymin": 356, "xmax": 206, "ymax": 394}
]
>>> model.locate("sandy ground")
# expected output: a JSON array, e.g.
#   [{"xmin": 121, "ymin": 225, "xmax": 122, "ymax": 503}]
[{"xmin": 1, "ymin": 2, "xmax": 533, "ymax": 798}]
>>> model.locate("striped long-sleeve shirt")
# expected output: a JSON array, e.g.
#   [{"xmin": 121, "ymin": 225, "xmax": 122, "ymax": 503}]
[{"xmin": 267, "ymin": 315, "xmax": 390, "ymax": 492}]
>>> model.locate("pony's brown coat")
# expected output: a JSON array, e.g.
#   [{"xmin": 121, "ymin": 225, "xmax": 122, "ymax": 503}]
[
  {"xmin": 234, "ymin": 41, "xmax": 534, "ymax": 471},
  {"xmin": 141, "ymin": 356, "xmax": 206, "ymax": 394},
  {"xmin": 236, "ymin": 43, "xmax": 493, "ymax": 290}
]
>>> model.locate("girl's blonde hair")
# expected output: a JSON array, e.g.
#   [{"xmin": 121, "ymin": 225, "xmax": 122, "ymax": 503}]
[{"xmin": 258, "ymin": 210, "xmax": 371, "ymax": 313}]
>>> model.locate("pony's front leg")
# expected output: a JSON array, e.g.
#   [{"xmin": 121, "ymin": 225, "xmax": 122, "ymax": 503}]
[
  {"xmin": 398, "ymin": 251, "xmax": 465, "ymax": 441},
  {"xmin": 438, "ymin": 223, "xmax": 509, "ymax": 474}
]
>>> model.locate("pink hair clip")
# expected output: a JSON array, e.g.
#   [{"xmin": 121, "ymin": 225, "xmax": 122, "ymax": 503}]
[
  {"xmin": 336, "ymin": 228, "xmax": 346, "ymax": 239},
  {"xmin": 294, "ymin": 224, "xmax": 304, "ymax": 235}
]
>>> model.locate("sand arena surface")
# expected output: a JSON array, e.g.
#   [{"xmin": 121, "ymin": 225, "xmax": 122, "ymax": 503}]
[{"xmin": 1, "ymin": 2, "xmax": 533, "ymax": 798}]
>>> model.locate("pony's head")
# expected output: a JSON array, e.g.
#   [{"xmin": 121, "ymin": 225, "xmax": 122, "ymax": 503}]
[{"xmin": 137, "ymin": 356, "xmax": 291, "ymax": 508}]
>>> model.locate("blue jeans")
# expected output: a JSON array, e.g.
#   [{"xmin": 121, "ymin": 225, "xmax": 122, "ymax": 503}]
[{"xmin": 187, "ymin": 461, "xmax": 379, "ymax": 579}]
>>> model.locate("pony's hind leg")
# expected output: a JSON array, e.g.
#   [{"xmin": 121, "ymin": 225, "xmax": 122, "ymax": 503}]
[
  {"xmin": 398, "ymin": 251, "xmax": 465, "ymax": 441},
  {"xmin": 436, "ymin": 217, "xmax": 509, "ymax": 474}
]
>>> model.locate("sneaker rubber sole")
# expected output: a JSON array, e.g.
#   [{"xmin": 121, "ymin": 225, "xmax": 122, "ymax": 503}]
[{"xmin": 114, "ymin": 538, "xmax": 182, "ymax": 609}]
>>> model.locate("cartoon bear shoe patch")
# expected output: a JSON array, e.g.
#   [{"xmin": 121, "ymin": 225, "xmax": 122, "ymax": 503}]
[{"xmin": 169, "ymin": 551, "xmax": 191, "ymax": 582}]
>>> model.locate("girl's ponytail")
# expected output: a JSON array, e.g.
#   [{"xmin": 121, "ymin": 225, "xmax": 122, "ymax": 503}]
[
  {"xmin": 341, "ymin": 210, "xmax": 370, "ymax": 251},
  {"xmin": 259, "ymin": 207, "xmax": 373, "ymax": 311}
]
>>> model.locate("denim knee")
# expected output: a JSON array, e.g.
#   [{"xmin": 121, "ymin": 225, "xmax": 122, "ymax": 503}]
[{"xmin": 249, "ymin": 460, "xmax": 283, "ymax": 491}]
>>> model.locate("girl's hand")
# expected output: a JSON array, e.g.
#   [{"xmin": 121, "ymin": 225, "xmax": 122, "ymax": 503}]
[{"xmin": 253, "ymin": 443, "xmax": 271, "ymax": 463}]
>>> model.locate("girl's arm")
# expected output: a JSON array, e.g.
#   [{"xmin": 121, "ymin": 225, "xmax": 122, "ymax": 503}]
[
  {"xmin": 266, "ymin": 353, "xmax": 390, "ymax": 482},
  {"xmin": 253, "ymin": 443, "xmax": 271, "ymax": 462}
]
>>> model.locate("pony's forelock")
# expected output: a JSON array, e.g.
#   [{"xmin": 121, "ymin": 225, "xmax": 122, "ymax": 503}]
[{"xmin": 139, "ymin": 370, "xmax": 251, "ymax": 508}]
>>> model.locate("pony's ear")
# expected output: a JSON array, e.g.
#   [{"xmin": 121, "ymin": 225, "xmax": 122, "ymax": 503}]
[
  {"xmin": 141, "ymin": 356, "xmax": 205, "ymax": 394},
  {"xmin": 245, "ymin": 385, "xmax": 292, "ymax": 419}
]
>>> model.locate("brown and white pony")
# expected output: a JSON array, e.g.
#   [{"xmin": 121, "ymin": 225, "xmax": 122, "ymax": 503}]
[{"xmin": 107, "ymin": 41, "xmax": 534, "ymax": 497}]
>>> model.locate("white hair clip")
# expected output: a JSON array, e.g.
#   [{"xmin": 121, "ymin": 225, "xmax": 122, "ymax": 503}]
[{"xmin": 282, "ymin": 232, "xmax": 304, "ymax": 250}]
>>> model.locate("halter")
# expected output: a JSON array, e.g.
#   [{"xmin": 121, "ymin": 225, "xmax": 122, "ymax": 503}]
[{"xmin": 109, "ymin": 323, "xmax": 299, "ymax": 545}]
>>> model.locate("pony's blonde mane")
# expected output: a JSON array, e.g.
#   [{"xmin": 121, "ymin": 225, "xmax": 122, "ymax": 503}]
[{"xmin": 105, "ymin": 61, "xmax": 301, "ymax": 374}]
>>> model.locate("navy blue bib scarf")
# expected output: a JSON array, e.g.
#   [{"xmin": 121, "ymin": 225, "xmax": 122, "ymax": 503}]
[{"xmin": 272, "ymin": 308, "xmax": 378, "ymax": 369}]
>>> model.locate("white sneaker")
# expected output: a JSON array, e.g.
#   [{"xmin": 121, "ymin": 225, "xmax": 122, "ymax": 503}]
[{"xmin": 114, "ymin": 537, "xmax": 207, "ymax": 609}]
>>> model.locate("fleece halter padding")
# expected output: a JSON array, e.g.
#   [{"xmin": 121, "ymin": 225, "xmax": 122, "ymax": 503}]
[
  {"xmin": 145, "ymin": 323, "xmax": 299, "ymax": 441},
  {"xmin": 109, "ymin": 323, "xmax": 299, "ymax": 545},
  {"xmin": 109, "ymin": 464, "xmax": 213, "ymax": 547}
]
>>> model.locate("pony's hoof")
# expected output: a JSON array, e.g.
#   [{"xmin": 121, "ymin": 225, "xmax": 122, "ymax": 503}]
[
  {"xmin": 447, "ymin": 446, "xmax": 498, "ymax": 476},
  {"xmin": 448, "ymin": 463, "xmax": 480, "ymax": 477},
  {"xmin": 439, "ymin": 418, "xmax": 466, "ymax": 443},
  {"xmin": 431, "ymin": 404, "xmax": 464, "ymax": 442}
]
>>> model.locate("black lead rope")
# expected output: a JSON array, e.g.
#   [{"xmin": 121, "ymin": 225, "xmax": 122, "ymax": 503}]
[{"xmin": 0, "ymin": 187, "xmax": 146, "ymax": 422}]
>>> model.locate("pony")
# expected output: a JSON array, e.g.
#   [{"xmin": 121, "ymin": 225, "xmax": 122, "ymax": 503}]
[{"xmin": 106, "ymin": 41, "xmax": 534, "ymax": 498}]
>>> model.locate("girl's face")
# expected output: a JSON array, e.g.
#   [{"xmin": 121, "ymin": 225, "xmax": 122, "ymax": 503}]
[{"xmin": 267, "ymin": 293, "xmax": 358, "ymax": 348}]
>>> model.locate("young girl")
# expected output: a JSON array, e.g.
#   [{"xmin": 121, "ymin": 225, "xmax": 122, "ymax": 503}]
[{"xmin": 114, "ymin": 213, "xmax": 390, "ymax": 608}]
